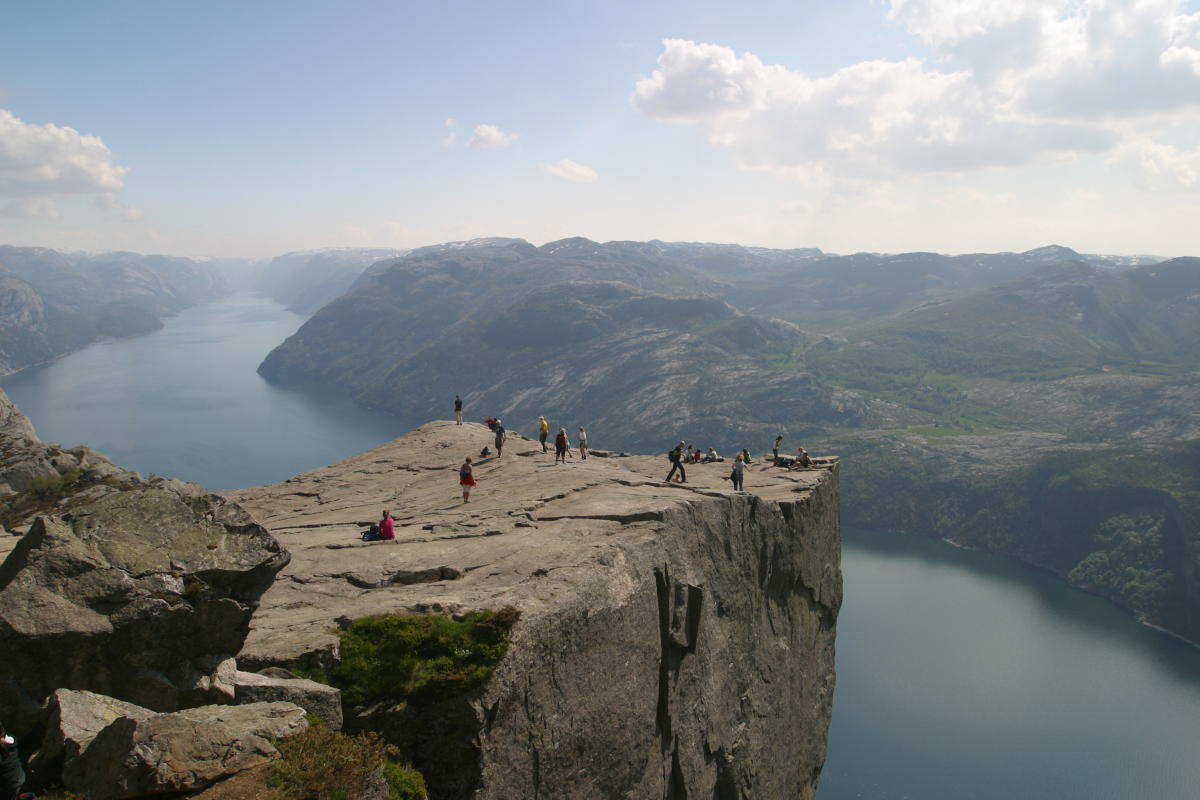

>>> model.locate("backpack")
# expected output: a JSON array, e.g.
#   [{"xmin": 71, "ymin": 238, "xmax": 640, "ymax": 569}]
[
  {"xmin": 460, "ymin": 465, "xmax": 471, "ymax": 480},
  {"xmin": 361, "ymin": 523, "xmax": 382, "ymax": 542}
]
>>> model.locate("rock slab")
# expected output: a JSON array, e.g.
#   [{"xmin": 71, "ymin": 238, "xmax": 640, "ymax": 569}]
[{"xmin": 0, "ymin": 486, "xmax": 290, "ymax": 736}]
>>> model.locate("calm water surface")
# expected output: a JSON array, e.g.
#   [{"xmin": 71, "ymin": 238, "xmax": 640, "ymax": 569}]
[
  {"xmin": 1, "ymin": 294, "xmax": 408, "ymax": 490},
  {"xmin": 5, "ymin": 296, "xmax": 1199, "ymax": 798}
]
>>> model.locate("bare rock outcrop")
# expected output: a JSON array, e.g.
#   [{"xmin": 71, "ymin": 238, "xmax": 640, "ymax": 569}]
[
  {"xmin": 0, "ymin": 387, "xmax": 36, "ymax": 441},
  {"xmin": 234, "ymin": 669, "xmax": 343, "ymax": 730},
  {"xmin": 0, "ymin": 486, "xmax": 290, "ymax": 737},
  {"xmin": 67, "ymin": 701, "xmax": 307, "ymax": 799},
  {"xmin": 227, "ymin": 420, "xmax": 841, "ymax": 799}
]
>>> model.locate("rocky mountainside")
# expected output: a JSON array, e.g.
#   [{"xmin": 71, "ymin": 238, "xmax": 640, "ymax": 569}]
[
  {"xmin": 254, "ymin": 247, "xmax": 405, "ymax": 314},
  {"xmin": 0, "ymin": 245, "xmax": 231, "ymax": 375},
  {"xmin": 257, "ymin": 237, "xmax": 1200, "ymax": 642}
]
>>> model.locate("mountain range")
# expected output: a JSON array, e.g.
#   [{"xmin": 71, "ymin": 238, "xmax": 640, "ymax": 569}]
[
  {"xmin": 258, "ymin": 237, "xmax": 1200, "ymax": 642},
  {"xmin": 0, "ymin": 246, "xmax": 230, "ymax": 375}
]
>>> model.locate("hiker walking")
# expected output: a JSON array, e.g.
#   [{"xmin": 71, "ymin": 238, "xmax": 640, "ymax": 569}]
[
  {"xmin": 494, "ymin": 420, "xmax": 506, "ymax": 456},
  {"xmin": 665, "ymin": 441, "xmax": 687, "ymax": 483},
  {"xmin": 555, "ymin": 428, "xmax": 569, "ymax": 464},
  {"xmin": 538, "ymin": 416, "xmax": 549, "ymax": 453},
  {"xmin": 578, "ymin": 426, "xmax": 589, "ymax": 459},
  {"xmin": 454, "ymin": 395, "xmax": 463, "ymax": 425},
  {"xmin": 731, "ymin": 453, "xmax": 745, "ymax": 491},
  {"xmin": 459, "ymin": 457, "xmax": 477, "ymax": 503}
]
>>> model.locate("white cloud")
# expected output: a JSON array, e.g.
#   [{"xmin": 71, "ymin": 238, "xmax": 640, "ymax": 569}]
[
  {"xmin": 441, "ymin": 118, "xmax": 457, "ymax": 146},
  {"xmin": 0, "ymin": 109, "xmax": 129, "ymax": 217},
  {"xmin": 543, "ymin": 158, "xmax": 598, "ymax": 183},
  {"xmin": 632, "ymin": 1, "xmax": 1200, "ymax": 186},
  {"xmin": 468, "ymin": 123, "xmax": 518, "ymax": 148}
]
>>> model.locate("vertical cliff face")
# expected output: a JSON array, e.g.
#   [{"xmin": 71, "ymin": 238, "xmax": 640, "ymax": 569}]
[
  {"xmin": 476, "ymin": 471, "xmax": 841, "ymax": 800},
  {"xmin": 228, "ymin": 422, "xmax": 841, "ymax": 799}
]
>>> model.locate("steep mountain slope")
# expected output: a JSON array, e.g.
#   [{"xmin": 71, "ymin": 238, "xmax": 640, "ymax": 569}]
[
  {"xmin": 254, "ymin": 247, "xmax": 406, "ymax": 313},
  {"xmin": 0, "ymin": 246, "xmax": 230, "ymax": 375},
  {"xmin": 260, "ymin": 241, "xmax": 881, "ymax": 445}
]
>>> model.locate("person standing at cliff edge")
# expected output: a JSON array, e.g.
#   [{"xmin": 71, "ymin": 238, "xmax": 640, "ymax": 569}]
[
  {"xmin": 773, "ymin": 434, "xmax": 783, "ymax": 465},
  {"xmin": 578, "ymin": 426, "xmax": 589, "ymax": 459},
  {"xmin": 454, "ymin": 395, "xmax": 463, "ymax": 425},
  {"xmin": 731, "ymin": 453, "xmax": 745, "ymax": 491},
  {"xmin": 493, "ymin": 420, "xmax": 506, "ymax": 457},
  {"xmin": 459, "ymin": 457, "xmax": 476, "ymax": 503},
  {"xmin": 666, "ymin": 441, "xmax": 687, "ymax": 483},
  {"xmin": 538, "ymin": 416, "xmax": 549, "ymax": 452}
]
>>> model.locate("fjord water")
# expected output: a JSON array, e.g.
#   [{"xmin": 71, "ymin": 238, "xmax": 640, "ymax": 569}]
[
  {"xmin": 5, "ymin": 296, "xmax": 1200, "ymax": 799},
  {"xmin": 0, "ymin": 294, "xmax": 407, "ymax": 491}
]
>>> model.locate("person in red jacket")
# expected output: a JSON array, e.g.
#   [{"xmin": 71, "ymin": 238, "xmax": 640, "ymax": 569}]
[{"xmin": 379, "ymin": 510, "xmax": 395, "ymax": 540}]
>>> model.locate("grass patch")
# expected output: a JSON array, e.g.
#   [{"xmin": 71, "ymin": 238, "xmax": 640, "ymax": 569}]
[
  {"xmin": 308, "ymin": 608, "xmax": 520, "ymax": 708},
  {"xmin": 270, "ymin": 722, "xmax": 426, "ymax": 800}
]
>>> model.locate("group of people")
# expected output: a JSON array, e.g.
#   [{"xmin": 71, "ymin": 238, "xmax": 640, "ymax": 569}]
[
  {"xmin": 665, "ymin": 441, "xmax": 752, "ymax": 491},
  {"xmin": 771, "ymin": 435, "xmax": 815, "ymax": 468},
  {"xmin": 538, "ymin": 416, "xmax": 588, "ymax": 464}
]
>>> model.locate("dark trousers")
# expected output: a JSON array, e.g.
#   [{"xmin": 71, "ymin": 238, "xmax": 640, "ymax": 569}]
[
  {"xmin": 666, "ymin": 461, "xmax": 686, "ymax": 482},
  {"xmin": 732, "ymin": 474, "xmax": 743, "ymax": 491}
]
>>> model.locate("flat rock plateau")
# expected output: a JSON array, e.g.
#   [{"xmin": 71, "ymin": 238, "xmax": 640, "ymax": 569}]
[{"xmin": 227, "ymin": 420, "xmax": 842, "ymax": 799}]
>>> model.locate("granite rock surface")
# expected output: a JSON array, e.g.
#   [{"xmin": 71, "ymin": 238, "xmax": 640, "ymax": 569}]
[{"xmin": 227, "ymin": 420, "xmax": 841, "ymax": 799}]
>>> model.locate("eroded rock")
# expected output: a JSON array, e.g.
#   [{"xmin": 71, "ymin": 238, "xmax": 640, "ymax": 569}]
[
  {"xmin": 67, "ymin": 701, "xmax": 307, "ymax": 799},
  {"xmin": 0, "ymin": 487, "xmax": 289, "ymax": 736},
  {"xmin": 234, "ymin": 669, "xmax": 343, "ymax": 730}
]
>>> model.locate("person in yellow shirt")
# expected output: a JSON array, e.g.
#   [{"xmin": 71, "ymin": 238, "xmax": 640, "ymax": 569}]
[{"xmin": 538, "ymin": 416, "xmax": 550, "ymax": 453}]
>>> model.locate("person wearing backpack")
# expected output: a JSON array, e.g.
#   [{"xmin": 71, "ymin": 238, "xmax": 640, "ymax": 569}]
[
  {"xmin": 459, "ymin": 457, "xmax": 477, "ymax": 503},
  {"xmin": 665, "ymin": 441, "xmax": 687, "ymax": 483},
  {"xmin": 494, "ymin": 420, "xmax": 506, "ymax": 456},
  {"xmin": 730, "ymin": 453, "xmax": 745, "ymax": 491},
  {"xmin": 555, "ymin": 428, "xmax": 569, "ymax": 464}
]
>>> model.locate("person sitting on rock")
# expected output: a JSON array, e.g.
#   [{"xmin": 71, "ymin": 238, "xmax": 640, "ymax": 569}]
[
  {"xmin": 379, "ymin": 510, "xmax": 395, "ymax": 541},
  {"xmin": 693, "ymin": 447, "xmax": 703, "ymax": 463},
  {"xmin": 459, "ymin": 457, "xmax": 477, "ymax": 503},
  {"xmin": 792, "ymin": 448, "xmax": 815, "ymax": 469},
  {"xmin": 741, "ymin": 448, "xmax": 752, "ymax": 464},
  {"xmin": 704, "ymin": 447, "xmax": 722, "ymax": 462},
  {"xmin": 685, "ymin": 444, "xmax": 694, "ymax": 462}
]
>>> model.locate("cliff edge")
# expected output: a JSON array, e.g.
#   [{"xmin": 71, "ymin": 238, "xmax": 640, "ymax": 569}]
[{"xmin": 226, "ymin": 421, "xmax": 841, "ymax": 799}]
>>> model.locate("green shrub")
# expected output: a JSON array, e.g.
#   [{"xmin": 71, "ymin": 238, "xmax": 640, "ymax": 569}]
[
  {"xmin": 324, "ymin": 607, "xmax": 520, "ymax": 707},
  {"xmin": 383, "ymin": 762, "xmax": 428, "ymax": 800},
  {"xmin": 270, "ymin": 724, "xmax": 420, "ymax": 800}
]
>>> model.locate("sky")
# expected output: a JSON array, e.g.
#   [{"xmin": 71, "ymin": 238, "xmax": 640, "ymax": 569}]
[{"xmin": 1, "ymin": 0, "xmax": 1199, "ymax": 259}]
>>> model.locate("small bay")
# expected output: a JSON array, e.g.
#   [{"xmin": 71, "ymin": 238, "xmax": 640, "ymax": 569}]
[{"xmin": 4, "ymin": 294, "xmax": 1199, "ymax": 798}]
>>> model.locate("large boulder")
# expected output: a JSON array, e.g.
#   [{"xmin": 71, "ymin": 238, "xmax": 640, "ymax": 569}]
[
  {"xmin": 234, "ymin": 669, "xmax": 343, "ymax": 730},
  {"xmin": 0, "ymin": 487, "xmax": 289, "ymax": 736},
  {"xmin": 26, "ymin": 689, "xmax": 155, "ymax": 788},
  {"xmin": 66, "ymin": 701, "xmax": 307, "ymax": 799}
]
